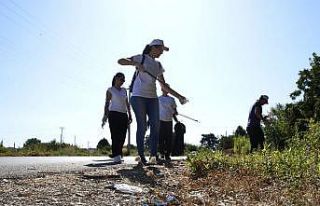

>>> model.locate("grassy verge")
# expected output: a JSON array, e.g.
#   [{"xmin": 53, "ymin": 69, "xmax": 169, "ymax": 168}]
[{"xmin": 0, "ymin": 145, "xmax": 140, "ymax": 157}]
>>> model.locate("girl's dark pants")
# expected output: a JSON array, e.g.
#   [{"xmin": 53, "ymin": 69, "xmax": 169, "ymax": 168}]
[{"xmin": 108, "ymin": 111, "xmax": 128, "ymax": 157}]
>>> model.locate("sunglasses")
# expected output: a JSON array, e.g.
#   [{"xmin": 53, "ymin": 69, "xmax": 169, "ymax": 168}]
[{"xmin": 118, "ymin": 77, "xmax": 125, "ymax": 82}]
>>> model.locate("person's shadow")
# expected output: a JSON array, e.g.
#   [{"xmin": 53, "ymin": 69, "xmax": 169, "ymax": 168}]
[
  {"xmin": 84, "ymin": 159, "xmax": 122, "ymax": 167},
  {"xmin": 83, "ymin": 159, "xmax": 178, "ymax": 184},
  {"xmin": 117, "ymin": 164, "xmax": 162, "ymax": 186}
]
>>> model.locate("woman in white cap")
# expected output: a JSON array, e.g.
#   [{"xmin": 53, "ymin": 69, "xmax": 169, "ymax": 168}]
[{"xmin": 118, "ymin": 39, "xmax": 187, "ymax": 165}]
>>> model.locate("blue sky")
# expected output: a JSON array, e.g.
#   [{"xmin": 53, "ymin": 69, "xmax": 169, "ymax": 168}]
[{"xmin": 1, "ymin": 0, "xmax": 319, "ymax": 148}]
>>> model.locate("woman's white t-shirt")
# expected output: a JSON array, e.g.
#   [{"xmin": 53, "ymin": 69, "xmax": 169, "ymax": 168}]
[
  {"xmin": 107, "ymin": 87, "xmax": 127, "ymax": 113},
  {"xmin": 159, "ymin": 95, "xmax": 177, "ymax": 121},
  {"xmin": 131, "ymin": 54, "xmax": 164, "ymax": 98}
]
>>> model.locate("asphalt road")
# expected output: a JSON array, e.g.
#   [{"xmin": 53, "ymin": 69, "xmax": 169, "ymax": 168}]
[
  {"xmin": 0, "ymin": 156, "xmax": 186, "ymax": 178},
  {"xmin": 0, "ymin": 156, "xmax": 138, "ymax": 178}
]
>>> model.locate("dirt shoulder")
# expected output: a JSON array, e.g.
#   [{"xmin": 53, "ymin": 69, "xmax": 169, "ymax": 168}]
[{"xmin": 0, "ymin": 160, "xmax": 319, "ymax": 205}]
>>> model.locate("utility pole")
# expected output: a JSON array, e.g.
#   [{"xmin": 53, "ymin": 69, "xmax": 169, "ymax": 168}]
[
  {"xmin": 74, "ymin": 136, "xmax": 77, "ymax": 146},
  {"xmin": 59, "ymin": 127, "xmax": 64, "ymax": 144}
]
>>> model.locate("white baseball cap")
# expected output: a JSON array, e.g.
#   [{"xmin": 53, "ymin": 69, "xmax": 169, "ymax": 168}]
[{"xmin": 149, "ymin": 39, "xmax": 169, "ymax": 51}]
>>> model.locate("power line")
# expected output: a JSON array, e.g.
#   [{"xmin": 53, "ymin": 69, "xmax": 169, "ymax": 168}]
[
  {"xmin": 7, "ymin": 0, "xmax": 107, "ymax": 70},
  {"xmin": 0, "ymin": 1, "xmax": 106, "ymax": 90}
]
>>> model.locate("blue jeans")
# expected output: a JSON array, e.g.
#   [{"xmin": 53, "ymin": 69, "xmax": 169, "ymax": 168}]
[{"xmin": 130, "ymin": 96, "xmax": 160, "ymax": 157}]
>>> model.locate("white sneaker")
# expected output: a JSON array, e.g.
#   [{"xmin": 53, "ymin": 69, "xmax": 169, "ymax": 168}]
[
  {"xmin": 149, "ymin": 156, "xmax": 157, "ymax": 164},
  {"xmin": 113, "ymin": 155, "xmax": 121, "ymax": 163},
  {"xmin": 135, "ymin": 156, "xmax": 141, "ymax": 162}
]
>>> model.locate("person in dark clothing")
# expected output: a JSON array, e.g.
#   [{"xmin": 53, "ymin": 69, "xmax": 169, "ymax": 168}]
[
  {"xmin": 246, "ymin": 95, "xmax": 269, "ymax": 153},
  {"xmin": 172, "ymin": 121, "xmax": 186, "ymax": 156},
  {"xmin": 101, "ymin": 72, "xmax": 132, "ymax": 163}
]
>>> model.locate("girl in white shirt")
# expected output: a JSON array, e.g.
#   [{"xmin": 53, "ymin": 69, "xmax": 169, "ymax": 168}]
[
  {"xmin": 118, "ymin": 39, "xmax": 187, "ymax": 165},
  {"xmin": 102, "ymin": 72, "xmax": 132, "ymax": 163}
]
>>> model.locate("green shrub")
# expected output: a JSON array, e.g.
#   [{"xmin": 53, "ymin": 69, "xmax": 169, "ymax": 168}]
[
  {"xmin": 187, "ymin": 148, "xmax": 228, "ymax": 176},
  {"xmin": 0, "ymin": 145, "xmax": 10, "ymax": 155},
  {"xmin": 233, "ymin": 136, "xmax": 250, "ymax": 154}
]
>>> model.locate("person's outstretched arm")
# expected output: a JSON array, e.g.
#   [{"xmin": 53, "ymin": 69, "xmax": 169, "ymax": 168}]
[
  {"xmin": 158, "ymin": 74, "xmax": 188, "ymax": 105},
  {"xmin": 118, "ymin": 58, "xmax": 144, "ymax": 72}
]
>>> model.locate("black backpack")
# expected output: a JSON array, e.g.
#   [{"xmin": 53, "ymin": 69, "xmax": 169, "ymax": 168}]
[{"xmin": 129, "ymin": 54, "xmax": 145, "ymax": 93}]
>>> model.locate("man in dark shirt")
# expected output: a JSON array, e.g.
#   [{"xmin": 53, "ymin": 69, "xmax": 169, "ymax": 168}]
[{"xmin": 246, "ymin": 95, "xmax": 269, "ymax": 153}]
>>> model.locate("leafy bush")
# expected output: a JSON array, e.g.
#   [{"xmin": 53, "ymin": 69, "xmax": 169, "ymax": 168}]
[
  {"xmin": 187, "ymin": 148, "xmax": 227, "ymax": 176},
  {"xmin": 263, "ymin": 103, "xmax": 307, "ymax": 150},
  {"xmin": 0, "ymin": 144, "xmax": 10, "ymax": 155},
  {"xmin": 233, "ymin": 136, "xmax": 250, "ymax": 154}
]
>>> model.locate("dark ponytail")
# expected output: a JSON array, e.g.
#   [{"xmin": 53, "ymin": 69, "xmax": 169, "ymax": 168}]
[
  {"xmin": 142, "ymin": 45, "xmax": 151, "ymax": 54},
  {"xmin": 112, "ymin": 72, "xmax": 125, "ymax": 86}
]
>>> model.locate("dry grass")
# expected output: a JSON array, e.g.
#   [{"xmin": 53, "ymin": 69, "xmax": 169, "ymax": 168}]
[{"xmin": 1, "ymin": 160, "xmax": 320, "ymax": 205}]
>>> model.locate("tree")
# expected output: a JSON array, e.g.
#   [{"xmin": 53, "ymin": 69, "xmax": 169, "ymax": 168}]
[
  {"xmin": 234, "ymin": 125, "xmax": 246, "ymax": 136},
  {"xmin": 264, "ymin": 104, "xmax": 295, "ymax": 150},
  {"xmin": 217, "ymin": 135, "xmax": 234, "ymax": 150},
  {"xmin": 290, "ymin": 53, "xmax": 320, "ymax": 121},
  {"xmin": 23, "ymin": 138, "xmax": 41, "ymax": 148},
  {"xmin": 46, "ymin": 139, "xmax": 59, "ymax": 150},
  {"xmin": 263, "ymin": 53, "xmax": 320, "ymax": 150},
  {"xmin": 97, "ymin": 138, "xmax": 110, "ymax": 150},
  {"xmin": 200, "ymin": 133, "xmax": 219, "ymax": 150}
]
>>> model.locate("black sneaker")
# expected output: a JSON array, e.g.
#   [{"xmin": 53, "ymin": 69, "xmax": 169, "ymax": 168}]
[
  {"xmin": 136, "ymin": 156, "xmax": 148, "ymax": 166},
  {"xmin": 141, "ymin": 158, "xmax": 148, "ymax": 166},
  {"xmin": 165, "ymin": 155, "xmax": 171, "ymax": 161},
  {"xmin": 156, "ymin": 155, "xmax": 166, "ymax": 165}
]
